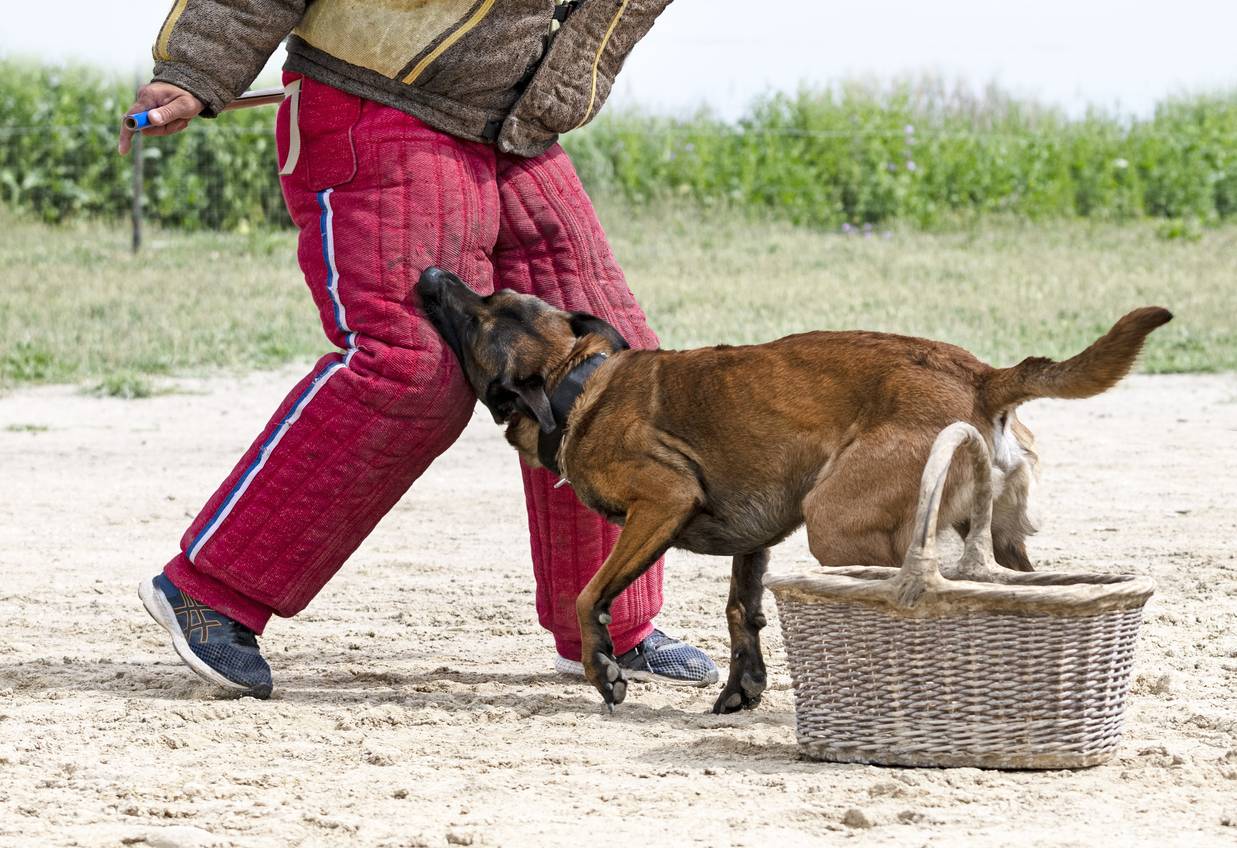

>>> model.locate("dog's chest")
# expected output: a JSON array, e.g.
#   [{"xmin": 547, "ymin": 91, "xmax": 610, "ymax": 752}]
[
  {"xmin": 569, "ymin": 474, "xmax": 803, "ymax": 555},
  {"xmin": 569, "ymin": 482, "xmax": 628, "ymax": 526},
  {"xmin": 676, "ymin": 486, "xmax": 805, "ymax": 555}
]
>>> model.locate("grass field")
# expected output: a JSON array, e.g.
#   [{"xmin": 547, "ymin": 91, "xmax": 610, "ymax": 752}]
[{"xmin": 2, "ymin": 206, "xmax": 1234, "ymax": 391}]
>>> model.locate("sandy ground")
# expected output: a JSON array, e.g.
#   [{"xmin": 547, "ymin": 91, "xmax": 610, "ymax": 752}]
[{"xmin": 0, "ymin": 367, "xmax": 1235, "ymax": 848}]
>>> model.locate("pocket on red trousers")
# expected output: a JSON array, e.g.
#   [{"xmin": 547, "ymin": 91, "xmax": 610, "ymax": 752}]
[{"xmin": 277, "ymin": 72, "xmax": 364, "ymax": 191}]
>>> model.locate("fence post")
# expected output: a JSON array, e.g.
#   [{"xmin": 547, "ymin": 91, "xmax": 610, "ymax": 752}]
[
  {"xmin": 131, "ymin": 73, "xmax": 144, "ymax": 254},
  {"xmin": 131, "ymin": 130, "xmax": 144, "ymax": 253}
]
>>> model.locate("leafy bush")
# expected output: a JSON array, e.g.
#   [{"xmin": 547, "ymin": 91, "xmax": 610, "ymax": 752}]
[
  {"xmin": 569, "ymin": 78, "xmax": 1237, "ymax": 229},
  {"xmin": 2, "ymin": 59, "xmax": 1235, "ymax": 230},
  {"xmin": 0, "ymin": 58, "xmax": 284, "ymax": 230}
]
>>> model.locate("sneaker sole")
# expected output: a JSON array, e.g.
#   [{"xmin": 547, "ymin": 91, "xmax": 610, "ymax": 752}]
[
  {"xmin": 554, "ymin": 654, "xmax": 718, "ymax": 688},
  {"xmin": 138, "ymin": 577, "xmax": 253, "ymax": 695}
]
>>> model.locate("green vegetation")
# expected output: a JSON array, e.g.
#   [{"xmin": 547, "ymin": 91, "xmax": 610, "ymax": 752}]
[
  {"xmin": 0, "ymin": 60, "xmax": 283, "ymax": 230},
  {"xmin": 3, "ymin": 206, "xmax": 1233, "ymax": 390},
  {"xmin": 2, "ymin": 59, "xmax": 1235, "ymax": 230},
  {"xmin": 571, "ymin": 81, "xmax": 1237, "ymax": 229},
  {"xmin": 85, "ymin": 372, "xmax": 162, "ymax": 399},
  {"xmin": 606, "ymin": 206, "xmax": 1235, "ymax": 373},
  {"xmin": 1, "ymin": 213, "xmax": 317, "ymax": 386},
  {"xmin": 4, "ymin": 59, "xmax": 1231, "ymax": 387}
]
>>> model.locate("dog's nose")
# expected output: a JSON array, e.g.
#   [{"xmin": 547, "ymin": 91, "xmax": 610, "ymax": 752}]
[{"xmin": 417, "ymin": 266, "xmax": 451, "ymax": 301}]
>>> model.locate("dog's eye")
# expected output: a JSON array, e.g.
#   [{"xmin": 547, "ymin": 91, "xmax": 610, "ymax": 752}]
[{"xmin": 515, "ymin": 375, "xmax": 543, "ymax": 390}]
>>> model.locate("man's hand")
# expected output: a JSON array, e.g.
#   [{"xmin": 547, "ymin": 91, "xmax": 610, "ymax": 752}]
[{"xmin": 118, "ymin": 82, "xmax": 205, "ymax": 155}]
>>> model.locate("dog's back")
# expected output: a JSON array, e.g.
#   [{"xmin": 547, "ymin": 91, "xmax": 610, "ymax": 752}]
[{"xmin": 574, "ymin": 309, "xmax": 1172, "ymax": 568}]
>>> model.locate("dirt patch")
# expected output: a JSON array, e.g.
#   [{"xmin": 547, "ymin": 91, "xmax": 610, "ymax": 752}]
[{"xmin": 1, "ymin": 368, "xmax": 1235, "ymax": 847}]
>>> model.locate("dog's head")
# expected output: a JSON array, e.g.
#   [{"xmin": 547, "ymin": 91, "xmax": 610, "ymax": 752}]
[{"xmin": 416, "ymin": 267, "xmax": 628, "ymax": 441}]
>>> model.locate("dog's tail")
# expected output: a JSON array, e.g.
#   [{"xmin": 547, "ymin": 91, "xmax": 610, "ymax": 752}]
[{"xmin": 981, "ymin": 307, "xmax": 1173, "ymax": 413}]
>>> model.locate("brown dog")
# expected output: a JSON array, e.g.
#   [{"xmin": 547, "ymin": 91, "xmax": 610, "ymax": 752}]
[{"xmin": 416, "ymin": 266, "xmax": 1171, "ymax": 713}]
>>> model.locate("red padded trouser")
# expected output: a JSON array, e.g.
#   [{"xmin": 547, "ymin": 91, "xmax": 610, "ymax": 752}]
[{"xmin": 163, "ymin": 73, "xmax": 663, "ymax": 660}]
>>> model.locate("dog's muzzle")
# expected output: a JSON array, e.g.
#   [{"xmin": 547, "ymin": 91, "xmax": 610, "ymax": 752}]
[{"xmin": 416, "ymin": 267, "xmax": 476, "ymax": 370}]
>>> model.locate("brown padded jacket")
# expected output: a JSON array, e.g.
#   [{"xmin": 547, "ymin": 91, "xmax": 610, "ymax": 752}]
[{"xmin": 151, "ymin": 0, "xmax": 673, "ymax": 157}]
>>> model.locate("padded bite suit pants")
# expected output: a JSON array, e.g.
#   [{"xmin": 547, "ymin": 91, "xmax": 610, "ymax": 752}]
[{"xmin": 163, "ymin": 74, "xmax": 664, "ymax": 660}]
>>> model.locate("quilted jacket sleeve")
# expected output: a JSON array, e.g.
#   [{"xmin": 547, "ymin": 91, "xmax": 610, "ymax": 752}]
[{"xmin": 150, "ymin": 0, "xmax": 307, "ymax": 116}]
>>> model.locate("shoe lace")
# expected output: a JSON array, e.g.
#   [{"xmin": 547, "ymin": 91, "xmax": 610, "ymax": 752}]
[{"xmin": 641, "ymin": 629, "xmax": 677, "ymax": 652}]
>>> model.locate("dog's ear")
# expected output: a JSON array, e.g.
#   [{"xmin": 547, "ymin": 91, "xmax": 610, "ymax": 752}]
[
  {"xmin": 512, "ymin": 377, "xmax": 556, "ymax": 433},
  {"xmin": 569, "ymin": 312, "xmax": 629, "ymax": 351}
]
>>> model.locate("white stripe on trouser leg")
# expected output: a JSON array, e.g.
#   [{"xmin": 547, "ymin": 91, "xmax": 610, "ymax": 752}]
[
  {"xmin": 186, "ymin": 362, "xmax": 344, "ymax": 563},
  {"xmin": 317, "ymin": 188, "xmax": 359, "ymax": 366},
  {"xmin": 278, "ymin": 79, "xmax": 302, "ymax": 176}
]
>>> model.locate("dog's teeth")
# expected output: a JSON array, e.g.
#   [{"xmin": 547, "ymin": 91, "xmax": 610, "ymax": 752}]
[{"xmin": 598, "ymin": 612, "xmax": 612, "ymax": 625}]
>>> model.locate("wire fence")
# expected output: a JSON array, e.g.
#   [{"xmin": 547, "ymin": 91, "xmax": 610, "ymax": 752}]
[
  {"xmin": 1, "ymin": 126, "xmax": 287, "ymax": 238},
  {"xmin": 2, "ymin": 60, "xmax": 1236, "ymax": 241}
]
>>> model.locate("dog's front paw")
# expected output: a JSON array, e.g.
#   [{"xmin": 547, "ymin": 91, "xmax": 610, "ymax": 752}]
[
  {"xmin": 587, "ymin": 651, "xmax": 627, "ymax": 712},
  {"xmin": 711, "ymin": 668, "xmax": 766, "ymax": 714},
  {"xmin": 580, "ymin": 606, "xmax": 626, "ymax": 711}
]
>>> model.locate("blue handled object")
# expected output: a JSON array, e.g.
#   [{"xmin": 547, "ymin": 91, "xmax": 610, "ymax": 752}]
[
  {"xmin": 121, "ymin": 87, "xmax": 284, "ymax": 132},
  {"xmin": 124, "ymin": 110, "xmax": 151, "ymax": 131}
]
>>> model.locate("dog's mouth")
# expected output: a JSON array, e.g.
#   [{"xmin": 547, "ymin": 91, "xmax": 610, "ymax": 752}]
[
  {"xmin": 416, "ymin": 266, "xmax": 479, "ymax": 373},
  {"xmin": 483, "ymin": 381, "xmax": 518, "ymax": 425},
  {"xmin": 421, "ymin": 300, "xmax": 468, "ymax": 372},
  {"xmin": 498, "ymin": 404, "xmax": 538, "ymax": 429},
  {"xmin": 490, "ymin": 404, "xmax": 521, "ymax": 426}
]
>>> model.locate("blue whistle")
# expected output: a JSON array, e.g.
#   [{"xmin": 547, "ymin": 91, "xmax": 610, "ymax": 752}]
[{"xmin": 124, "ymin": 110, "xmax": 152, "ymax": 131}]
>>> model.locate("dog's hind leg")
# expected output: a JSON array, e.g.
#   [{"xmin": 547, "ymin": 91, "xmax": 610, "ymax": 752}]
[
  {"xmin": 954, "ymin": 519, "xmax": 1033, "ymax": 571},
  {"xmin": 713, "ymin": 548, "xmax": 770, "ymax": 714},
  {"xmin": 803, "ymin": 429, "xmax": 926, "ymax": 568}
]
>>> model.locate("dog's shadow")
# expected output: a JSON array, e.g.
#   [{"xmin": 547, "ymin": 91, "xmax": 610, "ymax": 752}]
[
  {"xmin": 0, "ymin": 660, "xmax": 592, "ymax": 711},
  {"xmin": 282, "ymin": 666, "xmax": 795, "ymax": 727},
  {"xmin": 0, "ymin": 661, "xmax": 787, "ymax": 727},
  {"xmin": 277, "ymin": 665, "xmax": 608, "ymax": 716}
]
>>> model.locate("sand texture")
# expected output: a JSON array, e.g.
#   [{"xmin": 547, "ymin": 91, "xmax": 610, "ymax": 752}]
[{"xmin": 1, "ymin": 368, "xmax": 1235, "ymax": 847}]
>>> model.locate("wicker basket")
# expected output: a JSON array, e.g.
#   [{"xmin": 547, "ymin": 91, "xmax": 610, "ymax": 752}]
[{"xmin": 765, "ymin": 422, "xmax": 1154, "ymax": 769}]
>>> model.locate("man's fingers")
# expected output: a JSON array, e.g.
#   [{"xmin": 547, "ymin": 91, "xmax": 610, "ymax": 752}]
[
  {"xmin": 148, "ymin": 93, "xmax": 204, "ymax": 126},
  {"xmin": 142, "ymin": 118, "xmax": 192, "ymax": 137},
  {"xmin": 118, "ymin": 83, "xmax": 204, "ymax": 154}
]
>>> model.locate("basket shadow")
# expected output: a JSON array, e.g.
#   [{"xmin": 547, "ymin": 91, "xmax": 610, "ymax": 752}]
[{"xmin": 636, "ymin": 734, "xmax": 836, "ymax": 773}]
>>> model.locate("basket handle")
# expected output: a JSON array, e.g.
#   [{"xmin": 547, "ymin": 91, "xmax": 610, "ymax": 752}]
[{"xmin": 889, "ymin": 422, "xmax": 997, "ymax": 607}]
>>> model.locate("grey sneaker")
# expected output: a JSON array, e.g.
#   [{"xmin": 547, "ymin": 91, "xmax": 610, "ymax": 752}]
[
  {"xmin": 139, "ymin": 573, "xmax": 273, "ymax": 699},
  {"xmin": 555, "ymin": 629, "xmax": 719, "ymax": 687}
]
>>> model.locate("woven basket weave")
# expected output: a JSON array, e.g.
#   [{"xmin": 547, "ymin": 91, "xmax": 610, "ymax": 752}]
[{"xmin": 765, "ymin": 422, "xmax": 1154, "ymax": 769}]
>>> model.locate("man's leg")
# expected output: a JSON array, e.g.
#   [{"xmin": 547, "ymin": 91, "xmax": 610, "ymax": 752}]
[
  {"xmin": 146, "ymin": 77, "xmax": 500, "ymax": 693},
  {"xmin": 493, "ymin": 145, "xmax": 717, "ymax": 685}
]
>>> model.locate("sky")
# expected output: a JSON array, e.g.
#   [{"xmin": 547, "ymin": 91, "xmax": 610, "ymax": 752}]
[{"xmin": 3, "ymin": 0, "xmax": 1235, "ymax": 119}]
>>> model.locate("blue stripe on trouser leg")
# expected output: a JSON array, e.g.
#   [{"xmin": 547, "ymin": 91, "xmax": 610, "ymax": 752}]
[{"xmin": 187, "ymin": 189, "xmax": 357, "ymax": 564}]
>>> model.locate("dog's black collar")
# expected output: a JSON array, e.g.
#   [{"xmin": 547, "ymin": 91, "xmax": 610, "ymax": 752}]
[{"xmin": 537, "ymin": 353, "xmax": 608, "ymax": 476}]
